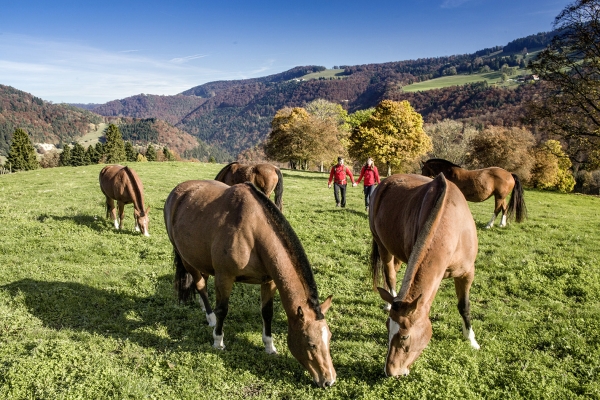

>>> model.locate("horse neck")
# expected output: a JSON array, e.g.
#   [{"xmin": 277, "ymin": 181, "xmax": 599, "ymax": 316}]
[
  {"xmin": 123, "ymin": 168, "xmax": 146, "ymax": 213},
  {"xmin": 398, "ymin": 177, "xmax": 449, "ymax": 309}
]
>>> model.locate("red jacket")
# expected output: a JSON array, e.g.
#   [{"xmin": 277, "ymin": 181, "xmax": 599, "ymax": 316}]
[
  {"xmin": 328, "ymin": 164, "xmax": 355, "ymax": 185},
  {"xmin": 357, "ymin": 165, "xmax": 380, "ymax": 186}
]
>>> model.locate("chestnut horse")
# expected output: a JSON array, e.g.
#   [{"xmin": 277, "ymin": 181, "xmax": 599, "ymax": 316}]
[
  {"xmin": 99, "ymin": 165, "xmax": 150, "ymax": 236},
  {"xmin": 215, "ymin": 162, "xmax": 284, "ymax": 210},
  {"xmin": 370, "ymin": 174, "xmax": 480, "ymax": 377},
  {"xmin": 421, "ymin": 158, "xmax": 526, "ymax": 228},
  {"xmin": 164, "ymin": 180, "xmax": 335, "ymax": 388}
]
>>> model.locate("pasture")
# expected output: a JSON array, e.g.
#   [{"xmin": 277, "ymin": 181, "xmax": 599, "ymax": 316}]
[
  {"xmin": 1, "ymin": 163, "xmax": 599, "ymax": 399},
  {"xmin": 402, "ymin": 71, "xmax": 522, "ymax": 92}
]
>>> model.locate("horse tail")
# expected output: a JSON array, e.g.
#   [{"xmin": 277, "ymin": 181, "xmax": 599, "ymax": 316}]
[
  {"xmin": 173, "ymin": 249, "xmax": 195, "ymax": 303},
  {"xmin": 274, "ymin": 167, "xmax": 284, "ymax": 210},
  {"xmin": 507, "ymin": 174, "xmax": 527, "ymax": 223},
  {"xmin": 370, "ymin": 239, "xmax": 382, "ymax": 291}
]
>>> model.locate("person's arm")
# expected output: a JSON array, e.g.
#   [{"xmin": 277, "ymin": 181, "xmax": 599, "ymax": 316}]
[
  {"xmin": 328, "ymin": 167, "xmax": 334, "ymax": 187},
  {"xmin": 347, "ymin": 167, "xmax": 356, "ymax": 185},
  {"xmin": 356, "ymin": 166, "xmax": 365, "ymax": 184}
]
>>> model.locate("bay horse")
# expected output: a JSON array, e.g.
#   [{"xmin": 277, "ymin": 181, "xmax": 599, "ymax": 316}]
[
  {"xmin": 99, "ymin": 165, "xmax": 150, "ymax": 236},
  {"xmin": 164, "ymin": 180, "xmax": 335, "ymax": 388},
  {"xmin": 215, "ymin": 162, "xmax": 284, "ymax": 210},
  {"xmin": 370, "ymin": 173, "xmax": 480, "ymax": 377},
  {"xmin": 421, "ymin": 158, "xmax": 526, "ymax": 228}
]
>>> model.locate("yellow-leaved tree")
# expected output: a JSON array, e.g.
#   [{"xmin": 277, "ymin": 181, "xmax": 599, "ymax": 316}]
[
  {"xmin": 531, "ymin": 139, "xmax": 576, "ymax": 193},
  {"xmin": 348, "ymin": 100, "xmax": 432, "ymax": 176}
]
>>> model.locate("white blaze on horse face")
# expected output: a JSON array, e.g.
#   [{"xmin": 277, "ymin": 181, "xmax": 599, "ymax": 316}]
[
  {"xmin": 384, "ymin": 318, "xmax": 401, "ymax": 376},
  {"xmin": 212, "ymin": 328, "xmax": 225, "ymax": 350},
  {"xmin": 321, "ymin": 325, "xmax": 335, "ymax": 384}
]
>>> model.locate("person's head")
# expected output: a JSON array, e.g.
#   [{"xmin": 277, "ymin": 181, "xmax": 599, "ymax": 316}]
[
  {"xmin": 337, "ymin": 157, "xmax": 344, "ymax": 165},
  {"xmin": 366, "ymin": 157, "xmax": 373, "ymax": 167}
]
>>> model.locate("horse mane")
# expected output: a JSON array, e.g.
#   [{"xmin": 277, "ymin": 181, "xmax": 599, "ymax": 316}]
[
  {"xmin": 425, "ymin": 158, "xmax": 462, "ymax": 169},
  {"xmin": 243, "ymin": 182, "xmax": 324, "ymax": 320},
  {"xmin": 122, "ymin": 166, "xmax": 145, "ymax": 213},
  {"xmin": 214, "ymin": 162, "xmax": 239, "ymax": 181},
  {"xmin": 398, "ymin": 173, "xmax": 448, "ymax": 300}
]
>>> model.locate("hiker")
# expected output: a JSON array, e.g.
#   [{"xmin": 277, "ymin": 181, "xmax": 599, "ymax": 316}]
[
  {"xmin": 327, "ymin": 157, "xmax": 356, "ymax": 208},
  {"xmin": 356, "ymin": 157, "xmax": 380, "ymax": 212}
]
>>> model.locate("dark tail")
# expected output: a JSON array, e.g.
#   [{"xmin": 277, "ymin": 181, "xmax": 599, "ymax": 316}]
[
  {"xmin": 507, "ymin": 174, "xmax": 527, "ymax": 223},
  {"xmin": 274, "ymin": 168, "xmax": 284, "ymax": 210},
  {"xmin": 173, "ymin": 250, "xmax": 196, "ymax": 303},
  {"xmin": 371, "ymin": 239, "xmax": 382, "ymax": 291}
]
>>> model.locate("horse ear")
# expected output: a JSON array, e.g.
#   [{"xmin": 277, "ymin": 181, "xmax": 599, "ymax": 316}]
[
  {"xmin": 377, "ymin": 287, "xmax": 395, "ymax": 305},
  {"xmin": 405, "ymin": 294, "xmax": 422, "ymax": 316},
  {"xmin": 320, "ymin": 295, "xmax": 333, "ymax": 315},
  {"xmin": 297, "ymin": 306, "xmax": 305, "ymax": 321}
]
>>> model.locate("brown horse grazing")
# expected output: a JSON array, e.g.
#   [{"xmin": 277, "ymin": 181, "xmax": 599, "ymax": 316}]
[
  {"xmin": 99, "ymin": 165, "xmax": 150, "ymax": 236},
  {"xmin": 164, "ymin": 180, "xmax": 335, "ymax": 388},
  {"xmin": 370, "ymin": 173, "xmax": 480, "ymax": 377},
  {"xmin": 421, "ymin": 158, "xmax": 526, "ymax": 228},
  {"xmin": 215, "ymin": 162, "xmax": 284, "ymax": 210}
]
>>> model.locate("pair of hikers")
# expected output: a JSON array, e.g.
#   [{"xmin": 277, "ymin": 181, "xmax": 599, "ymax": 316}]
[{"xmin": 327, "ymin": 157, "xmax": 380, "ymax": 211}]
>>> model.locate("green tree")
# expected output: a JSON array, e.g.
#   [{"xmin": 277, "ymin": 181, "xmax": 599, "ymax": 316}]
[
  {"xmin": 70, "ymin": 142, "xmax": 88, "ymax": 166},
  {"xmin": 146, "ymin": 144, "xmax": 157, "ymax": 161},
  {"xmin": 59, "ymin": 145, "xmax": 72, "ymax": 167},
  {"xmin": 529, "ymin": 0, "xmax": 600, "ymax": 141},
  {"xmin": 103, "ymin": 124, "xmax": 126, "ymax": 163},
  {"xmin": 94, "ymin": 142, "xmax": 105, "ymax": 161},
  {"xmin": 349, "ymin": 100, "xmax": 432, "ymax": 176},
  {"xmin": 86, "ymin": 144, "xmax": 100, "ymax": 164},
  {"xmin": 6, "ymin": 128, "xmax": 39, "ymax": 171},
  {"xmin": 163, "ymin": 146, "xmax": 176, "ymax": 161},
  {"xmin": 125, "ymin": 141, "xmax": 138, "ymax": 162}
]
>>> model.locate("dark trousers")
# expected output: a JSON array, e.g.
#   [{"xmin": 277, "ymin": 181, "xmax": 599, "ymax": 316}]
[
  {"xmin": 333, "ymin": 183, "xmax": 347, "ymax": 207},
  {"xmin": 364, "ymin": 185, "xmax": 375, "ymax": 207}
]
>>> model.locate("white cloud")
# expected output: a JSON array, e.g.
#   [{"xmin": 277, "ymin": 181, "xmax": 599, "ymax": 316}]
[{"xmin": 169, "ymin": 54, "xmax": 208, "ymax": 64}]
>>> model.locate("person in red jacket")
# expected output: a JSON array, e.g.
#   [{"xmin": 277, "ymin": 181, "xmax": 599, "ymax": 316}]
[
  {"xmin": 327, "ymin": 157, "xmax": 356, "ymax": 207},
  {"xmin": 356, "ymin": 157, "xmax": 380, "ymax": 212}
]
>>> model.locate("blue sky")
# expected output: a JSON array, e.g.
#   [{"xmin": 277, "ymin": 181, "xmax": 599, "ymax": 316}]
[{"xmin": 0, "ymin": 0, "xmax": 571, "ymax": 104}]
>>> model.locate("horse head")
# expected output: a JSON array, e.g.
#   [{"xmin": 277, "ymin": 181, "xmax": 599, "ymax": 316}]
[
  {"xmin": 134, "ymin": 207, "xmax": 150, "ymax": 237},
  {"xmin": 287, "ymin": 295, "xmax": 336, "ymax": 388},
  {"xmin": 421, "ymin": 161, "xmax": 435, "ymax": 178},
  {"xmin": 378, "ymin": 288, "xmax": 431, "ymax": 377}
]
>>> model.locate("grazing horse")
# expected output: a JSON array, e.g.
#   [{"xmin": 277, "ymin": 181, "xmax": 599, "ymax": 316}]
[
  {"xmin": 99, "ymin": 165, "xmax": 150, "ymax": 236},
  {"xmin": 370, "ymin": 173, "xmax": 480, "ymax": 377},
  {"xmin": 215, "ymin": 162, "xmax": 284, "ymax": 210},
  {"xmin": 421, "ymin": 158, "xmax": 526, "ymax": 228},
  {"xmin": 164, "ymin": 180, "xmax": 335, "ymax": 388}
]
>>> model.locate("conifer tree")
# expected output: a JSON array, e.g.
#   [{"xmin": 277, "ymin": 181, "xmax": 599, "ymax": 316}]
[
  {"xmin": 59, "ymin": 144, "xmax": 72, "ymax": 166},
  {"xmin": 6, "ymin": 128, "xmax": 39, "ymax": 171},
  {"xmin": 70, "ymin": 142, "xmax": 88, "ymax": 166},
  {"xmin": 125, "ymin": 141, "xmax": 138, "ymax": 162},
  {"xmin": 146, "ymin": 144, "xmax": 157, "ymax": 161},
  {"xmin": 163, "ymin": 146, "xmax": 176, "ymax": 161},
  {"xmin": 103, "ymin": 124, "xmax": 126, "ymax": 163},
  {"xmin": 86, "ymin": 144, "xmax": 100, "ymax": 164}
]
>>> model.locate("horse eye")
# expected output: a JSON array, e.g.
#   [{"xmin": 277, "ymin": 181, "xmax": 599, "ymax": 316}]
[
  {"xmin": 400, "ymin": 335, "xmax": 410, "ymax": 341},
  {"xmin": 308, "ymin": 343, "xmax": 316, "ymax": 350}
]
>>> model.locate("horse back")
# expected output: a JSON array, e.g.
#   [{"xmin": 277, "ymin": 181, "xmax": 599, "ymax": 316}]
[{"xmin": 99, "ymin": 165, "xmax": 131, "ymax": 202}]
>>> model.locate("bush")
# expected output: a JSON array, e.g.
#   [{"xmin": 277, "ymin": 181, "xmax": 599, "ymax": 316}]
[{"xmin": 574, "ymin": 170, "xmax": 600, "ymax": 195}]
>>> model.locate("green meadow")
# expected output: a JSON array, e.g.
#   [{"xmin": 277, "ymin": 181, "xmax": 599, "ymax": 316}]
[
  {"xmin": 1, "ymin": 163, "xmax": 599, "ymax": 399},
  {"xmin": 402, "ymin": 71, "xmax": 521, "ymax": 92}
]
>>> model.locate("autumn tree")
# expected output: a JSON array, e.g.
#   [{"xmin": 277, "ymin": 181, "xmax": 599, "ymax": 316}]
[
  {"xmin": 465, "ymin": 126, "xmax": 535, "ymax": 181},
  {"xmin": 528, "ymin": 0, "xmax": 600, "ymax": 142},
  {"xmin": 530, "ymin": 140, "xmax": 576, "ymax": 192},
  {"xmin": 103, "ymin": 124, "xmax": 126, "ymax": 163},
  {"xmin": 348, "ymin": 100, "xmax": 432, "ymax": 176},
  {"xmin": 305, "ymin": 99, "xmax": 349, "ymax": 170},
  {"xmin": 6, "ymin": 128, "xmax": 39, "ymax": 171},
  {"xmin": 424, "ymin": 119, "xmax": 478, "ymax": 165}
]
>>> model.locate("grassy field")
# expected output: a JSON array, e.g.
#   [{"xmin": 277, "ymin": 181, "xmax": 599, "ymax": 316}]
[
  {"xmin": 299, "ymin": 69, "xmax": 347, "ymax": 81},
  {"xmin": 402, "ymin": 70, "xmax": 526, "ymax": 92},
  {"xmin": 77, "ymin": 123, "xmax": 108, "ymax": 147},
  {"xmin": 1, "ymin": 163, "xmax": 599, "ymax": 399}
]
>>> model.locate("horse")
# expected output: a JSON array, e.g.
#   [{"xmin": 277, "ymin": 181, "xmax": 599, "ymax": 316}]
[
  {"xmin": 370, "ymin": 173, "xmax": 480, "ymax": 377},
  {"xmin": 99, "ymin": 165, "xmax": 150, "ymax": 236},
  {"xmin": 163, "ymin": 180, "xmax": 335, "ymax": 388},
  {"xmin": 215, "ymin": 162, "xmax": 284, "ymax": 210},
  {"xmin": 421, "ymin": 158, "xmax": 526, "ymax": 228}
]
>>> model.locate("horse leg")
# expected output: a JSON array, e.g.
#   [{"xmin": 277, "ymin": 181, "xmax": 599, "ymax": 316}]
[
  {"xmin": 212, "ymin": 275, "xmax": 234, "ymax": 350},
  {"xmin": 485, "ymin": 197, "xmax": 501, "ymax": 229},
  {"xmin": 454, "ymin": 272, "xmax": 480, "ymax": 349},
  {"xmin": 196, "ymin": 274, "xmax": 216, "ymax": 327},
  {"xmin": 117, "ymin": 202, "xmax": 125, "ymax": 230},
  {"xmin": 498, "ymin": 197, "xmax": 508, "ymax": 227},
  {"xmin": 381, "ymin": 248, "xmax": 398, "ymax": 311},
  {"xmin": 105, "ymin": 197, "xmax": 118, "ymax": 228},
  {"xmin": 261, "ymin": 280, "xmax": 278, "ymax": 354}
]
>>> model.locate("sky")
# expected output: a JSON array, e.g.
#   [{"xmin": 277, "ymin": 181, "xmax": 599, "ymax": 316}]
[{"xmin": 0, "ymin": 0, "xmax": 572, "ymax": 104}]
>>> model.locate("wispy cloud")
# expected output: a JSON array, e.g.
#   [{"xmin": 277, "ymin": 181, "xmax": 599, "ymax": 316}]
[
  {"xmin": 441, "ymin": 0, "xmax": 471, "ymax": 9},
  {"xmin": 169, "ymin": 54, "xmax": 208, "ymax": 64},
  {"xmin": 118, "ymin": 49, "xmax": 140, "ymax": 53}
]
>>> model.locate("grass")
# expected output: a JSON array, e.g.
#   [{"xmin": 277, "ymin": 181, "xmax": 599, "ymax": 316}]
[
  {"xmin": 1, "ymin": 163, "xmax": 599, "ymax": 399},
  {"xmin": 77, "ymin": 122, "xmax": 108, "ymax": 147},
  {"xmin": 298, "ymin": 69, "xmax": 347, "ymax": 81},
  {"xmin": 401, "ymin": 70, "xmax": 530, "ymax": 92}
]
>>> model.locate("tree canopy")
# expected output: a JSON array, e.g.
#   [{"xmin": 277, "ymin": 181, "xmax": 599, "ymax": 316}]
[
  {"xmin": 103, "ymin": 124, "xmax": 126, "ymax": 164},
  {"xmin": 348, "ymin": 100, "xmax": 432, "ymax": 176},
  {"xmin": 6, "ymin": 128, "xmax": 39, "ymax": 171}
]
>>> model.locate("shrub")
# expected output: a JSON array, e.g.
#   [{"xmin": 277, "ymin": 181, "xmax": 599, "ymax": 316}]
[{"xmin": 574, "ymin": 170, "xmax": 600, "ymax": 195}]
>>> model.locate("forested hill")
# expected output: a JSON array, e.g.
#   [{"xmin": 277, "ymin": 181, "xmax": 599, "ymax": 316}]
[{"xmin": 88, "ymin": 30, "xmax": 556, "ymax": 157}]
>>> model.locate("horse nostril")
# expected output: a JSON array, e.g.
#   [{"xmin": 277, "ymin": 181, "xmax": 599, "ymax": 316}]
[{"xmin": 323, "ymin": 380, "xmax": 333, "ymax": 388}]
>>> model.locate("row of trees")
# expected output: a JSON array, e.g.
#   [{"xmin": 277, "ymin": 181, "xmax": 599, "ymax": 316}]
[{"xmin": 2, "ymin": 124, "xmax": 177, "ymax": 172}]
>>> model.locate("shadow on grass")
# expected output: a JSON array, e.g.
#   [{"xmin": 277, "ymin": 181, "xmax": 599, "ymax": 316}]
[
  {"xmin": 37, "ymin": 213, "xmax": 146, "ymax": 235},
  {"xmin": 314, "ymin": 208, "xmax": 366, "ymax": 217},
  {"xmin": 0, "ymin": 276, "xmax": 325, "ymax": 387}
]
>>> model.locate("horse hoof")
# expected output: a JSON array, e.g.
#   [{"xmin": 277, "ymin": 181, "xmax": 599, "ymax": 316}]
[{"xmin": 213, "ymin": 343, "xmax": 225, "ymax": 350}]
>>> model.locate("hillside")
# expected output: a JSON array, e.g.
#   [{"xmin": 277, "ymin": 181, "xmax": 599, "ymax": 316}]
[{"xmin": 88, "ymin": 30, "xmax": 556, "ymax": 157}]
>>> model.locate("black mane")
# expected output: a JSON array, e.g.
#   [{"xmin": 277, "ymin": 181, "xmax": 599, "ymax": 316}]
[
  {"xmin": 425, "ymin": 158, "xmax": 462, "ymax": 169},
  {"xmin": 243, "ymin": 182, "xmax": 324, "ymax": 320}
]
